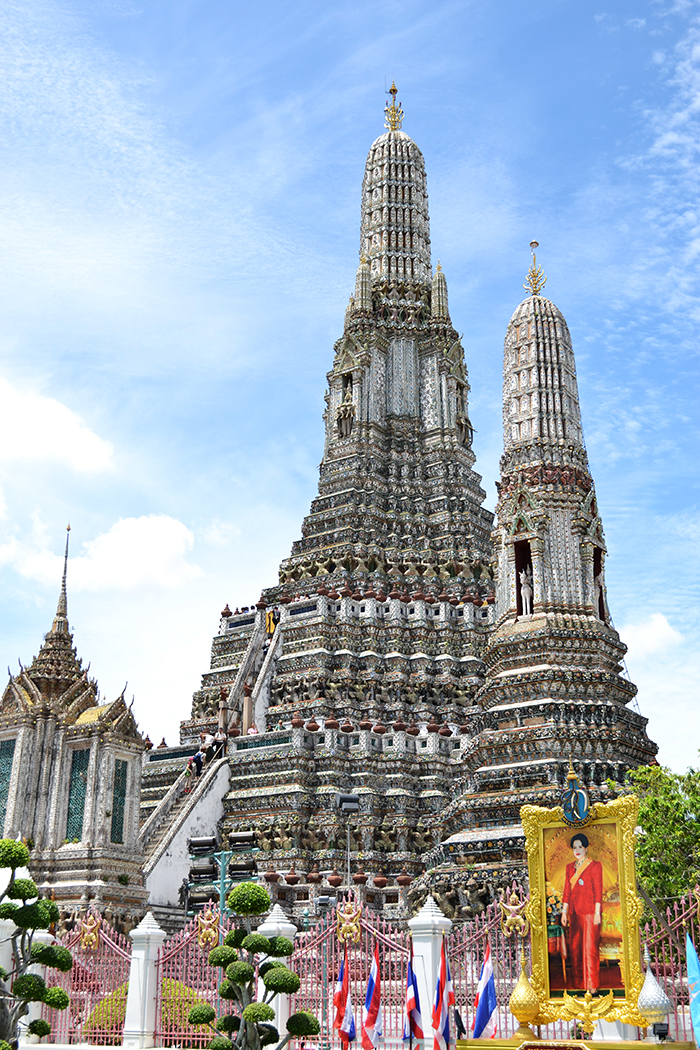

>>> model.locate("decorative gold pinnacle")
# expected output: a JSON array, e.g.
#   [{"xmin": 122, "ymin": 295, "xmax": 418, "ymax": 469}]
[
  {"xmin": 524, "ymin": 239, "xmax": 547, "ymax": 295},
  {"xmin": 384, "ymin": 81, "xmax": 404, "ymax": 132}
]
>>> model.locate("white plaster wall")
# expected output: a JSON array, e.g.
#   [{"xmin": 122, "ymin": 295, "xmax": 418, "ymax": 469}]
[{"xmin": 145, "ymin": 763, "xmax": 230, "ymax": 908}]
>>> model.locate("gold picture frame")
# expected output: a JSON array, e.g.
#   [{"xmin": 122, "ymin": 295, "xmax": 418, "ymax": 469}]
[{"xmin": 522, "ymin": 794, "xmax": 647, "ymax": 1029}]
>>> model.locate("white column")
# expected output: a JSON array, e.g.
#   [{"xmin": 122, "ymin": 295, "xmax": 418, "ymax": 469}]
[
  {"xmin": 257, "ymin": 904, "xmax": 297, "ymax": 1036},
  {"xmin": 122, "ymin": 911, "xmax": 167, "ymax": 1048},
  {"xmin": 408, "ymin": 896, "xmax": 452, "ymax": 1048}
]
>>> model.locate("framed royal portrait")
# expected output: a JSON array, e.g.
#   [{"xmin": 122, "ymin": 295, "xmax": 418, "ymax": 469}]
[{"xmin": 522, "ymin": 795, "xmax": 647, "ymax": 1028}]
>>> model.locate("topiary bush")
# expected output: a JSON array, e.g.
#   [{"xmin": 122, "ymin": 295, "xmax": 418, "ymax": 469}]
[
  {"xmin": 208, "ymin": 946, "xmax": 238, "ymax": 969},
  {"xmin": 188, "ymin": 1005, "xmax": 217, "ymax": 1026},
  {"xmin": 226, "ymin": 882, "xmax": 271, "ymax": 916},
  {"xmin": 207, "ymin": 1038, "xmax": 233, "ymax": 1050},
  {"xmin": 241, "ymin": 933, "xmax": 271, "ymax": 954},
  {"xmin": 30, "ymin": 944, "xmax": 72, "ymax": 972},
  {"xmin": 43, "ymin": 988, "xmax": 69, "ymax": 1011},
  {"xmin": 12, "ymin": 974, "xmax": 46, "ymax": 1001},
  {"xmin": 286, "ymin": 1012, "xmax": 320, "ymax": 1036},
  {"xmin": 266, "ymin": 936, "xmax": 294, "ymax": 958},
  {"xmin": 189, "ymin": 899, "xmax": 318, "ymax": 1050},
  {"xmin": 262, "ymin": 968, "xmax": 300, "ymax": 995},
  {"xmin": 6, "ymin": 879, "xmax": 37, "ymax": 901},
  {"xmin": 27, "ymin": 1019, "xmax": 51, "ymax": 1038},
  {"xmin": 226, "ymin": 960, "xmax": 254, "ymax": 985}
]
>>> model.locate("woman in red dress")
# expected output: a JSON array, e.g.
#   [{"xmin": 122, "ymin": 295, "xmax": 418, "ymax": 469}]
[{"xmin": 561, "ymin": 833, "xmax": 603, "ymax": 992}]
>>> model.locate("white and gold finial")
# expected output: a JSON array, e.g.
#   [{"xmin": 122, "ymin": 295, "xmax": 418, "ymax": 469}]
[
  {"xmin": 524, "ymin": 240, "xmax": 547, "ymax": 296},
  {"xmin": 384, "ymin": 81, "xmax": 404, "ymax": 132}
]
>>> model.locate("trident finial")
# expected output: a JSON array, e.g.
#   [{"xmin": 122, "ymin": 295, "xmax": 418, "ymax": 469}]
[
  {"xmin": 384, "ymin": 81, "xmax": 404, "ymax": 132},
  {"xmin": 524, "ymin": 240, "xmax": 547, "ymax": 296}
]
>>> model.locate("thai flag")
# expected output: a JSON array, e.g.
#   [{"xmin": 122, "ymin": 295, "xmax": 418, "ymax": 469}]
[
  {"xmin": 471, "ymin": 941, "xmax": 498, "ymax": 1039},
  {"xmin": 362, "ymin": 943, "xmax": 383, "ymax": 1049},
  {"xmin": 403, "ymin": 944, "xmax": 424, "ymax": 1042},
  {"xmin": 431, "ymin": 939, "xmax": 455, "ymax": 1050},
  {"xmin": 334, "ymin": 943, "xmax": 356, "ymax": 1045}
]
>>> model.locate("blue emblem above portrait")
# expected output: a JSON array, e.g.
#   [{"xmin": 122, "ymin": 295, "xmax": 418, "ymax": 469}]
[{"xmin": 561, "ymin": 765, "xmax": 591, "ymax": 826}]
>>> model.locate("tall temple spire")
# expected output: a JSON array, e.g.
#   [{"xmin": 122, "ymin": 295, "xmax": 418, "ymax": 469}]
[
  {"xmin": 359, "ymin": 87, "xmax": 431, "ymax": 286},
  {"xmin": 431, "ymin": 261, "xmax": 449, "ymax": 320},
  {"xmin": 55, "ymin": 524, "xmax": 70, "ymax": 623}
]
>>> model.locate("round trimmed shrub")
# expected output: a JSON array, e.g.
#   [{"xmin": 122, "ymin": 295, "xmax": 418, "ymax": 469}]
[
  {"xmin": 0, "ymin": 966, "xmax": 7, "ymax": 981},
  {"xmin": 218, "ymin": 980, "xmax": 237, "ymax": 1000},
  {"xmin": 83, "ymin": 982, "xmax": 128, "ymax": 1037},
  {"xmin": 0, "ymin": 903, "xmax": 17, "ymax": 920},
  {"xmin": 267, "ymin": 936, "xmax": 294, "ymax": 957},
  {"xmin": 225, "ymin": 961, "xmax": 254, "ymax": 985},
  {"xmin": 0, "ymin": 1039, "xmax": 13, "ymax": 1050},
  {"xmin": 223, "ymin": 928, "xmax": 246, "ymax": 949},
  {"xmin": 0, "ymin": 839, "xmax": 30, "ymax": 869},
  {"xmin": 241, "ymin": 933, "xmax": 271, "ymax": 954},
  {"xmin": 226, "ymin": 883, "xmax": 270, "ymax": 916},
  {"xmin": 216, "ymin": 1015, "xmax": 241, "ymax": 1033},
  {"xmin": 207, "ymin": 1038, "xmax": 233, "ymax": 1050},
  {"xmin": 263, "ymin": 967, "xmax": 300, "ymax": 994},
  {"xmin": 13, "ymin": 899, "xmax": 59, "ymax": 930},
  {"xmin": 242, "ymin": 1002, "xmax": 275, "ymax": 1024},
  {"xmin": 28, "ymin": 1020, "xmax": 51, "ymax": 1038},
  {"xmin": 259, "ymin": 960, "xmax": 285, "ymax": 977},
  {"xmin": 259, "ymin": 1023, "xmax": 279, "ymax": 1046},
  {"xmin": 31, "ymin": 944, "xmax": 72, "ymax": 972},
  {"xmin": 13, "ymin": 973, "xmax": 46, "ymax": 1000},
  {"xmin": 208, "ymin": 946, "xmax": 238, "ymax": 969},
  {"xmin": 6, "ymin": 879, "xmax": 38, "ymax": 901},
  {"xmin": 287, "ymin": 1011, "xmax": 320, "ymax": 1036},
  {"xmin": 43, "ymin": 987, "xmax": 69, "ymax": 1010},
  {"xmin": 188, "ymin": 1004, "xmax": 216, "ymax": 1026}
]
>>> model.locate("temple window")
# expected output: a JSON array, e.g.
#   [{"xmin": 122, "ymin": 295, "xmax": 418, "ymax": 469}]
[
  {"xmin": 110, "ymin": 759, "xmax": 128, "ymax": 844},
  {"xmin": 594, "ymin": 547, "xmax": 605, "ymax": 619},
  {"xmin": 65, "ymin": 748, "xmax": 90, "ymax": 842},
  {"xmin": 0, "ymin": 738, "xmax": 15, "ymax": 834}
]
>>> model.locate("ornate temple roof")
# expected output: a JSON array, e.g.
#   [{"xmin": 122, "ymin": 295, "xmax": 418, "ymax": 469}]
[
  {"xmin": 359, "ymin": 84, "xmax": 431, "ymax": 287},
  {"xmin": 26, "ymin": 527, "xmax": 86, "ymax": 693}
]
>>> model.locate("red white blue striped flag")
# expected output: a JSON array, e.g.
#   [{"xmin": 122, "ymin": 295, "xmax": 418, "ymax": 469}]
[
  {"xmin": 362, "ymin": 943, "xmax": 383, "ymax": 1049},
  {"xmin": 403, "ymin": 943, "xmax": 424, "ymax": 1042},
  {"xmin": 471, "ymin": 941, "xmax": 498, "ymax": 1039},
  {"xmin": 431, "ymin": 938, "xmax": 455, "ymax": 1050},
  {"xmin": 334, "ymin": 943, "xmax": 356, "ymax": 1045}
]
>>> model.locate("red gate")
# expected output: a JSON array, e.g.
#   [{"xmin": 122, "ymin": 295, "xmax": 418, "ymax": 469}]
[
  {"xmin": 643, "ymin": 887, "xmax": 700, "ymax": 1042},
  {"xmin": 155, "ymin": 905, "xmax": 236, "ymax": 1047},
  {"xmin": 40, "ymin": 910, "xmax": 132, "ymax": 1044},
  {"xmin": 290, "ymin": 905, "xmax": 410, "ymax": 1049}
]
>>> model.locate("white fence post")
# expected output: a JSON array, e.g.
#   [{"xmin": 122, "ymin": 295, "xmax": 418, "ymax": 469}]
[
  {"xmin": 258, "ymin": 904, "xmax": 297, "ymax": 1037},
  {"xmin": 122, "ymin": 911, "xmax": 167, "ymax": 1048},
  {"xmin": 408, "ymin": 895, "xmax": 452, "ymax": 1048}
]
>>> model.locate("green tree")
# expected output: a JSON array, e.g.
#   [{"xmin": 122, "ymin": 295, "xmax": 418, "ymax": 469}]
[
  {"xmin": 609, "ymin": 761, "xmax": 700, "ymax": 902},
  {"xmin": 187, "ymin": 883, "xmax": 318, "ymax": 1050},
  {"xmin": 0, "ymin": 839, "xmax": 73, "ymax": 1044}
]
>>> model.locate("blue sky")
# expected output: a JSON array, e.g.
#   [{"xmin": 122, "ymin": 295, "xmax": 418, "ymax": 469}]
[{"xmin": 0, "ymin": 0, "xmax": 698, "ymax": 769}]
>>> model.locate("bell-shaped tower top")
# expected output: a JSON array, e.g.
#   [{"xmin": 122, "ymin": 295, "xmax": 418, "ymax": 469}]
[
  {"xmin": 503, "ymin": 260, "xmax": 585, "ymax": 464},
  {"xmin": 359, "ymin": 85, "xmax": 431, "ymax": 287}
]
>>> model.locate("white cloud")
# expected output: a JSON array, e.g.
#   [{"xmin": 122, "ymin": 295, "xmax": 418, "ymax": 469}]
[
  {"xmin": 619, "ymin": 612, "xmax": 683, "ymax": 659},
  {"xmin": 9, "ymin": 515, "xmax": 201, "ymax": 591},
  {"xmin": 0, "ymin": 377, "xmax": 113, "ymax": 473}
]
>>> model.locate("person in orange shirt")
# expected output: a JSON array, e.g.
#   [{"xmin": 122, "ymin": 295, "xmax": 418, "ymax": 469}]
[{"xmin": 561, "ymin": 832, "xmax": 603, "ymax": 992}]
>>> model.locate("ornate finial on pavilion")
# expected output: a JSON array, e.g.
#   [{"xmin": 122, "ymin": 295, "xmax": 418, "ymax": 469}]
[
  {"xmin": 56, "ymin": 525, "xmax": 71, "ymax": 620},
  {"xmin": 524, "ymin": 240, "xmax": 547, "ymax": 296},
  {"xmin": 384, "ymin": 81, "xmax": 404, "ymax": 132}
]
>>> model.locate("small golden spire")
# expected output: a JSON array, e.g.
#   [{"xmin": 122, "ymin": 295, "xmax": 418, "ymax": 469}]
[
  {"xmin": 384, "ymin": 81, "xmax": 404, "ymax": 132},
  {"xmin": 524, "ymin": 240, "xmax": 547, "ymax": 296}
]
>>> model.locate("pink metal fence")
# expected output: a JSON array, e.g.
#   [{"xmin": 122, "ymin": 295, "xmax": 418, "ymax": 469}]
[
  {"xmin": 290, "ymin": 905, "xmax": 410, "ymax": 1050},
  {"xmin": 155, "ymin": 905, "xmax": 236, "ymax": 1047},
  {"xmin": 40, "ymin": 910, "xmax": 132, "ymax": 1045},
  {"xmin": 643, "ymin": 887, "xmax": 700, "ymax": 1043}
]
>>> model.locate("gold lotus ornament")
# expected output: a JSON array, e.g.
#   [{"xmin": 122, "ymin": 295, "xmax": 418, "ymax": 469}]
[{"xmin": 509, "ymin": 947, "xmax": 542, "ymax": 1040}]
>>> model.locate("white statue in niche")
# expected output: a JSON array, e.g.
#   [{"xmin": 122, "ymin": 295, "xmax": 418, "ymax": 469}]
[{"xmin": 519, "ymin": 566, "xmax": 533, "ymax": 617}]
